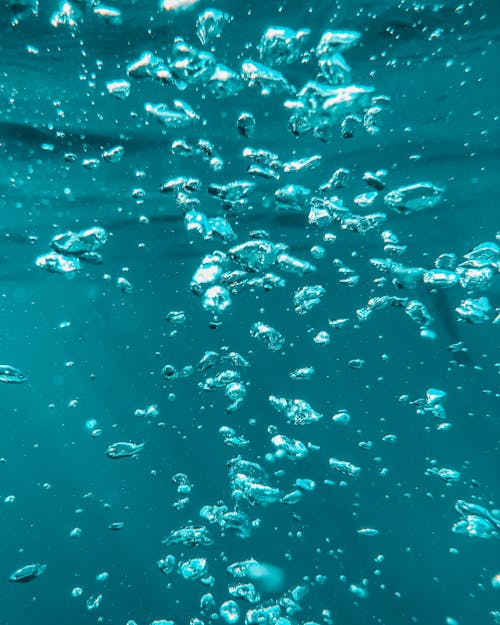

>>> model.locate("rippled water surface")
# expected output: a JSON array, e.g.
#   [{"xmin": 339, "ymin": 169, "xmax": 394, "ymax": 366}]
[{"xmin": 0, "ymin": 1, "xmax": 499, "ymax": 624}]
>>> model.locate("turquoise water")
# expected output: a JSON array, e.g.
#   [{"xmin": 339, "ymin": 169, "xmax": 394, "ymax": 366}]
[{"xmin": 0, "ymin": 1, "xmax": 499, "ymax": 624}]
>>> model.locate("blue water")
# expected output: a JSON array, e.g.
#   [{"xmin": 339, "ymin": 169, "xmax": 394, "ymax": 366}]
[{"xmin": 0, "ymin": 1, "xmax": 499, "ymax": 624}]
